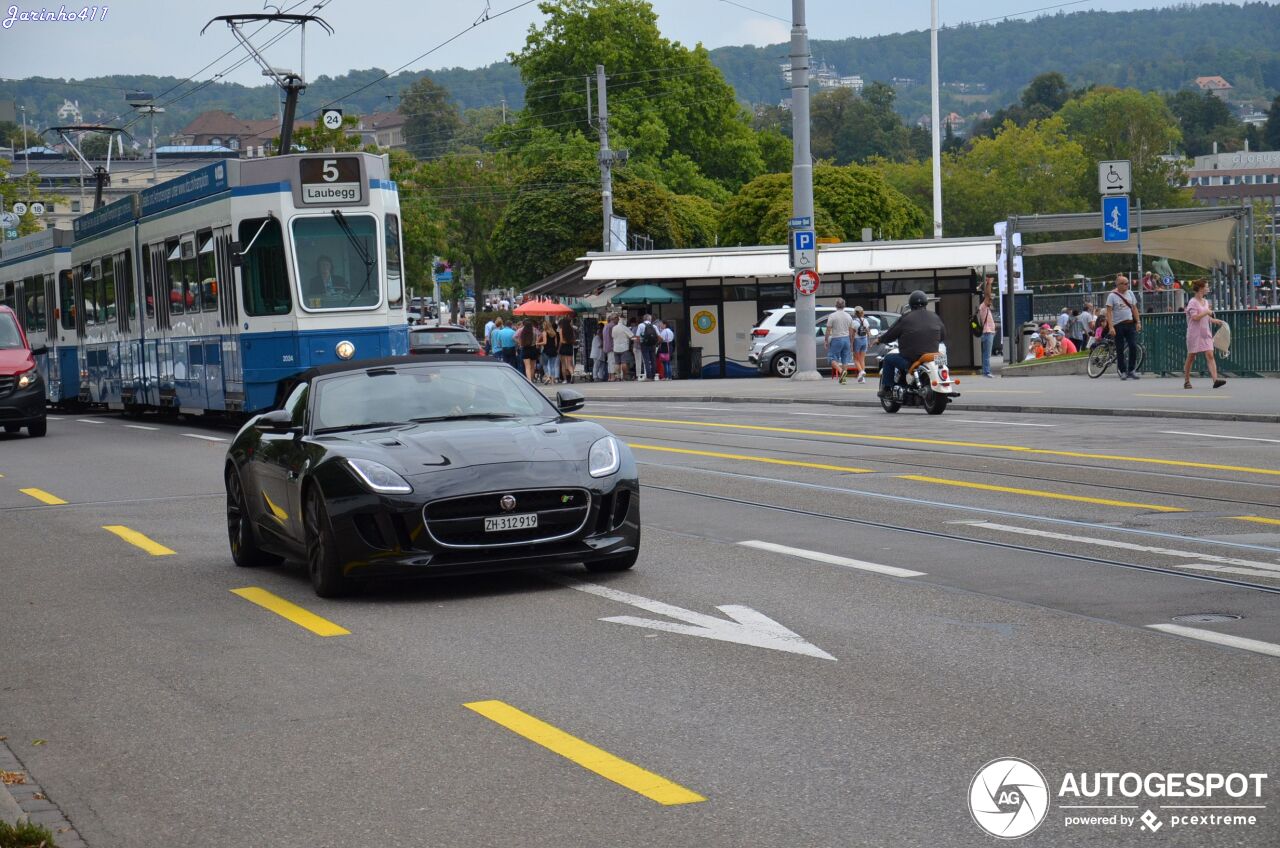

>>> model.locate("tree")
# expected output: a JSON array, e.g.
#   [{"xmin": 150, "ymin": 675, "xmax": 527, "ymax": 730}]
[
  {"xmin": 79, "ymin": 132, "xmax": 112, "ymax": 158},
  {"xmin": 510, "ymin": 0, "xmax": 763, "ymax": 191},
  {"xmin": 387, "ymin": 150, "xmax": 448, "ymax": 299},
  {"xmin": 1021, "ymin": 71, "xmax": 1071, "ymax": 113},
  {"xmin": 1057, "ymin": 88, "xmax": 1187, "ymax": 208},
  {"xmin": 1166, "ymin": 90, "xmax": 1243, "ymax": 156},
  {"xmin": 809, "ymin": 83, "xmax": 921, "ymax": 165},
  {"xmin": 1265, "ymin": 95, "xmax": 1280, "ymax": 151},
  {"xmin": 291, "ymin": 113, "xmax": 367, "ymax": 154},
  {"xmin": 400, "ymin": 75, "xmax": 463, "ymax": 159},
  {"xmin": 718, "ymin": 164, "xmax": 927, "ymax": 246}
]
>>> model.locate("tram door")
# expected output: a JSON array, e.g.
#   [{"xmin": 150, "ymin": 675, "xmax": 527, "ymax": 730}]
[
  {"xmin": 213, "ymin": 226, "xmax": 240, "ymax": 411},
  {"xmin": 139, "ymin": 244, "xmax": 163, "ymax": 408}
]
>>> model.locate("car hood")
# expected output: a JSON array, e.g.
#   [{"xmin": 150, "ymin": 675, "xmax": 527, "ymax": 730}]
[
  {"xmin": 314, "ymin": 417, "xmax": 607, "ymax": 477},
  {"xmin": 0, "ymin": 348, "xmax": 34, "ymax": 375}
]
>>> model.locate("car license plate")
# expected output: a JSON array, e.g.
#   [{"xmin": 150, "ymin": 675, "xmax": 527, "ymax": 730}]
[{"xmin": 485, "ymin": 513, "xmax": 538, "ymax": 532}]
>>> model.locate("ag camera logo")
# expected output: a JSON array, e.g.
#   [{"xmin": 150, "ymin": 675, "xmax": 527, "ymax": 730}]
[{"xmin": 969, "ymin": 758, "xmax": 1050, "ymax": 839}]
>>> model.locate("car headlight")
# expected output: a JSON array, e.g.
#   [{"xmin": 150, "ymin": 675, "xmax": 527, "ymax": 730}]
[
  {"xmin": 346, "ymin": 458, "xmax": 412, "ymax": 494},
  {"xmin": 17, "ymin": 367, "xmax": 39, "ymax": 389},
  {"xmin": 588, "ymin": 436, "xmax": 621, "ymax": 478}
]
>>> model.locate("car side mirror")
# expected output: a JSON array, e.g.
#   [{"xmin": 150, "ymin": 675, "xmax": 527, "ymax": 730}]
[
  {"xmin": 556, "ymin": 389, "xmax": 585, "ymax": 414},
  {"xmin": 30, "ymin": 345, "xmax": 48, "ymax": 356},
  {"xmin": 254, "ymin": 409, "xmax": 296, "ymax": 433}
]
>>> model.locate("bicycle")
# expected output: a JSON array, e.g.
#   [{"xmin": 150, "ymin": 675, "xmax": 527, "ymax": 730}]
[{"xmin": 1087, "ymin": 336, "xmax": 1146, "ymax": 378}]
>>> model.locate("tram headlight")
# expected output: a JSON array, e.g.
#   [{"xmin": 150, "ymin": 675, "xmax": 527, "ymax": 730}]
[
  {"xmin": 335, "ymin": 340, "xmax": 356, "ymax": 360},
  {"xmin": 17, "ymin": 367, "xmax": 39, "ymax": 389}
]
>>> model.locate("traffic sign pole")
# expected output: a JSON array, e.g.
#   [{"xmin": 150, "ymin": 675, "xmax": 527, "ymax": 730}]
[{"xmin": 789, "ymin": 0, "xmax": 820, "ymax": 381}]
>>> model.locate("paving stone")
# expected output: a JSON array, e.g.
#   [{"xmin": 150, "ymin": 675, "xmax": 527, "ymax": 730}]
[
  {"xmin": 17, "ymin": 797, "xmax": 56, "ymax": 812},
  {"xmin": 26, "ymin": 808, "xmax": 67, "ymax": 826}
]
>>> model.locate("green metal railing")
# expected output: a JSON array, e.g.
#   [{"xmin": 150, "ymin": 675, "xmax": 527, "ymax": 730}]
[{"xmin": 1140, "ymin": 309, "xmax": 1280, "ymax": 376}]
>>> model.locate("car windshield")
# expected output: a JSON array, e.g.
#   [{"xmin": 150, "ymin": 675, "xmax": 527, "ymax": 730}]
[
  {"xmin": 411, "ymin": 330, "xmax": 475, "ymax": 346},
  {"xmin": 312, "ymin": 364, "xmax": 554, "ymax": 433},
  {"xmin": 0, "ymin": 313, "xmax": 22, "ymax": 349}
]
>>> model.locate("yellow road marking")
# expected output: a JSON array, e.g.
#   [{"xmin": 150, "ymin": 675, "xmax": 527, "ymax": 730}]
[
  {"xmin": 1135, "ymin": 393, "xmax": 1232, "ymax": 400},
  {"xmin": 464, "ymin": 700, "xmax": 706, "ymax": 806},
  {"xmin": 102, "ymin": 525, "xmax": 175, "ymax": 556},
  {"xmin": 230, "ymin": 587, "xmax": 350, "ymax": 637},
  {"xmin": 898, "ymin": 474, "xmax": 1185, "ymax": 512},
  {"xmin": 583, "ymin": 414, "xmax": 1280, "ymax": 477},
  {"xmin": 19, "ymin": 488, "xmax": 66, "ymax": 505},
  {"xmin": 1233, "ymin": 516, "xmax": 1280, "ymax": 526},
  {"xmin": 627, "ymin": 442, "xmax": 873, "ymax": 473}
]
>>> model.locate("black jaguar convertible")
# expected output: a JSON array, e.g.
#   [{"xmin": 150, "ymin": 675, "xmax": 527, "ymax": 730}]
[{"xmin": 224, "ymin": 356, "xmax": 640, "ymax": 597}]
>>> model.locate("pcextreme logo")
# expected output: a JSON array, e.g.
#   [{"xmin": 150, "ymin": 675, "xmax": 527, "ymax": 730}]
[{"xmin": 969, "ymin": 759, "xmax": 1268, "ymax": 839}]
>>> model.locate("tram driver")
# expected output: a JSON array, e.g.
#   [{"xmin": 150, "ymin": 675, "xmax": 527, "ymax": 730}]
[{"xmin": 308, "ymin": 255, "xmax": 348, "ymax": 302}]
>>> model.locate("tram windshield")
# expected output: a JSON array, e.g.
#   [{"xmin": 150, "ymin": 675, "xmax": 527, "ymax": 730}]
[{"xmin": 293, "ymin": 213, "xmax": 380, "ymax": 311}]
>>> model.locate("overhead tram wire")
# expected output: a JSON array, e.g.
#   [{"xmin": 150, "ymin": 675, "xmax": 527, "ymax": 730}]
[{"xmin": 296, "ymin": 0, "xmax": 540, "ymax": 124}]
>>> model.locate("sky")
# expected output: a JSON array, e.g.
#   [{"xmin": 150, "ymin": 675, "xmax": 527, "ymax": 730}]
[{"xmin": 0, "ymin": 0, "xmax": 1246, "ymax": 87}]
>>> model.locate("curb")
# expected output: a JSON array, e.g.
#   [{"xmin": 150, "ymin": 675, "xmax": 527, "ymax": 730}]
[
  {"xmin": 564, "ymin": 393, "xmax": 1280, "ymax": 424},
  {"xmin": 0, "ymin": 737, "xmax": 87, "ymax": 847}
]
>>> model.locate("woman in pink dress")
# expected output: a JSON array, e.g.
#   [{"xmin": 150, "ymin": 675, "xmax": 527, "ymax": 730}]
[{"xmin": 1183, "ymin": 279, "xmax": 1226, "ymax": 389}]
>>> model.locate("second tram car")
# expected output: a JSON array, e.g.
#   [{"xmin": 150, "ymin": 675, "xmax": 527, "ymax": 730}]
[{"xmin": 15, "ymin": 150, "xmax": 410, "ymax": 417}]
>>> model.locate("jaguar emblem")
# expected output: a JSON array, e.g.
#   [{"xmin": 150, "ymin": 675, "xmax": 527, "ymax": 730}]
[{"xmin": 499, "ymin": 495, "xmax": 517, "ymax": 512}]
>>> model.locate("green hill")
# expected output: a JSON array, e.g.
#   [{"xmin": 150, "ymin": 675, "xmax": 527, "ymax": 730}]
[{"xmin": 1, "ymin": 2, "xmax": 1275, "ymax": 140}]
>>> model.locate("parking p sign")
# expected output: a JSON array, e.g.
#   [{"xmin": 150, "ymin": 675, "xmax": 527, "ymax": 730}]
[{"xmin": 791, "ymin": 229, "xmax": 816, "ymax": 270}]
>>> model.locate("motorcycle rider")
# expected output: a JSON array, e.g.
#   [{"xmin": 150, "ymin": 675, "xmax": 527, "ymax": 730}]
[{"xmin": 877, "ymin": 290, "xmax": 946, "ymax": 399}]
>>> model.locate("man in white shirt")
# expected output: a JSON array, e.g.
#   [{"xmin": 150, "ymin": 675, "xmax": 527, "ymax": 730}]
[
  {"xmin": 1057, "ymin": 306, "xmax": 1071, "ymax": 334},
  {"xmin": 610, "ymin": 317, "xmax": 634, "ymax": 381},
  {"xmin": 1105, "ymin": 275, "xmax": 1142, "ymax": 380},
  {"xmin": 824, "ymin": 299, "xmax": 856, "ymax": 384}
]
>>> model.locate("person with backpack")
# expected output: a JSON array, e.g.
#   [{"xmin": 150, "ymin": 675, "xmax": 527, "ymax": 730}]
[
  {"xmin": 638, "ymin": 313, "xmax": 660, "ymax": 382},
  {"xmin": 850, "ymin": 305, "xmax": 871, "ymax": 383},
  {"xmin": 975, "ymin": 276, "xmax": 997, "ymax": 378}
]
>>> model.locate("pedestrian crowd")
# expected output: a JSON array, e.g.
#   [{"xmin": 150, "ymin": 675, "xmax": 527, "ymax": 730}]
[{"xmin": 589, "ymin": 313, "xmax": 675, "ymax": 381}]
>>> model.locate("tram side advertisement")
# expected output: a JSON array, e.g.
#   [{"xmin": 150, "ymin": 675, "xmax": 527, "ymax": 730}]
[{"xmin": 299, "ymin": 157, "xmax": 364, "ymax": 205}]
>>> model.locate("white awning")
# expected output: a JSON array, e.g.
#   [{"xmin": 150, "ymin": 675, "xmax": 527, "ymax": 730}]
[{"xmin": 581, "ymin": 237, "xmax": 998, "ymax": 281}]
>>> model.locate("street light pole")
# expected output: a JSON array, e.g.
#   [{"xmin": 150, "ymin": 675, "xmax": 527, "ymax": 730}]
[
  {"xmin": 929, "ymin": 0, "xmax": 942, "ymax": 238},
  {"xmin": 20, "ymin": 105, "xmax": 30, "ymax": 172},
  {"xmin": 790, "ymin": 0, "xmax": 819, "ymax": 380}
]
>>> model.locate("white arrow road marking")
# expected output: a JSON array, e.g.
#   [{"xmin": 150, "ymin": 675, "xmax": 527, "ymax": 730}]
[
  {"xmin": 962, "ymin": 521, "xmax": 1280, "ymax": 574},
  {"xmin": 739, "ymin": 540, "xmax": 926, "ymax": 578},
  {"xmin": 551, "ymin": 575, "xmax": 835, "ymax": 660}
]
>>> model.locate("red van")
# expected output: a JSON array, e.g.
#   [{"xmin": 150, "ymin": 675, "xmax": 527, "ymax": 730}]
[{"xmin": 0, "ymin": 305, "xmax": 47, "ymax": 437}]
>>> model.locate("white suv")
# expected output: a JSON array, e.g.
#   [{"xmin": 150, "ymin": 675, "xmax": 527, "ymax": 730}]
[{"xmin": 748, "ymin": 306, "xmax": 836, "ymax": 363}]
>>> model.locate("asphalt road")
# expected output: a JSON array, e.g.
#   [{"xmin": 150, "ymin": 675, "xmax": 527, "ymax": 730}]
[{"xmin": 1, "ymin": 401, "xmax": 1278, "ymax": 847}]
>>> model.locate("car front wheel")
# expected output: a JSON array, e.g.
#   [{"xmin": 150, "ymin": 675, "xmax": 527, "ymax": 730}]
[
  {"xmin": 227, "ymin": 467, "xmax": 281, "ymax": 568},
  {"xmin": 305, "ymin": 488, "xmax": 349, "ymax": 598}
]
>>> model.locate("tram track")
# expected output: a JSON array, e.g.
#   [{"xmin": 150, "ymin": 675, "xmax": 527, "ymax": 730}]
[
  {"xmin": 642, "ymin": 480, "xmax": 1280, "ymax": 596},
  {"xmin": 602, "ymin": 421, "xmax": 1280, "ymax": 511}
]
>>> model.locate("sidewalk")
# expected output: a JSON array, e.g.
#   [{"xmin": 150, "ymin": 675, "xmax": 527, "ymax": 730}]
[{"xmin": 547, "ymin": 373, "xmax": 1280, "ymax": 423}]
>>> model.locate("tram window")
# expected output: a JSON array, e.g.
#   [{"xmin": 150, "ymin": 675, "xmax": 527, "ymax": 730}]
[
  {"xmin": 198, "ymin": 234, "xmax": 218, "ymax": 312},
  {"xmin": 166, "ymin": 240, "xmax": 185, "ymax": 315},
  {"xmin": 80, "ymin": 263, "xmax": 98, "ymax": 326},
  {"xmin": 292, "ymin": 214, "xmax": 379, "ymax": 310},
  {"xmin": 59, "ymin": 270, "xmax": 74, "ymax": 330},
  {"xmin": 119, "ymin": 250, "xmax": 135, "ymax": 324},
  {"xmin": 24, "ymin": 275, "xmax": 44, "ymax": 333},
  {"xmin": 142, "ymin": 245, "xmax": 155, "ymax": 319},
  {"xmin": 385, "ymin": 214, "xmax": 404, "ymax": 308},
  {"xmin": 239, "ymin": 217, "xmax": 291, "ymax": 316},
  {"xmin": 100, "ymin": 256, "xmax": 117, "ymax": 324}
]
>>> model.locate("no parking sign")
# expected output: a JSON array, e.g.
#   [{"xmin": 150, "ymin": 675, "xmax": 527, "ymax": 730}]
[{"xmin": 794, "ymin": 269, "xmax": 820, "ymax": 296}]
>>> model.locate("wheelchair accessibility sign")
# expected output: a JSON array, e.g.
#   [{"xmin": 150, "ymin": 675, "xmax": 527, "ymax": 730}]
[{"xmin": 790, "ymin": 229, "xmax": 816, "ymax": 270}]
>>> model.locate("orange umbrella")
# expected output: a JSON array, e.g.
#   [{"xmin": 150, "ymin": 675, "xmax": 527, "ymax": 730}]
[{"xmin": 513, "ymin": 299, "xmax": 574, "ymax": 317}]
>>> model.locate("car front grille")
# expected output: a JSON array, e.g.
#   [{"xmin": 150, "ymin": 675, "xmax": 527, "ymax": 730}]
[
  {"xmin": 0, "ymin": 376, "xmax": 13, "ymax": 397},
  {"xmin": 423, "ymin": 488, "xmax": 591, "ymax": 548}
]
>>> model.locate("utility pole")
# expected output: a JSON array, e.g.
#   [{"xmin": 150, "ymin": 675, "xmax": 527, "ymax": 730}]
[
  {"xmin": 790, "ymin": 0, "xmax": 819, "ymax": 380},
  {"xmin": 929, "ymin": 0, "xmax": 942, "ymax": 238},
  {"xmin": 20, "ymin": 105, "xmax": 29, "ymax": 172},
  {"xmin": 597, "ymin": 64, "xmax": 612, "ymax": 252},
  {"xmin": 128, "ymin": 92, "xmax": 164, "ymax": 183},
  {"xmin": 1270, "ymin": 195, "xmax": 1277, "ymax": 303}
]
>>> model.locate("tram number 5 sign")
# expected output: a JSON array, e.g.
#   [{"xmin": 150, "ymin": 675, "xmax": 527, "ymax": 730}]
[
  {"xmin": 299, "ymin": 156, "xmax": 363, "ymax": 205},
  {"xmin": 795, "ymin": 269, "xmax": 820, "ymax": 296}
]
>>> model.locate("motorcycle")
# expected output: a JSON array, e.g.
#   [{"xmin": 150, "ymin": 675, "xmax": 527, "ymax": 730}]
[{"xmin": 879, "ymin": 341, "xmax": 960, "ymax": 415}]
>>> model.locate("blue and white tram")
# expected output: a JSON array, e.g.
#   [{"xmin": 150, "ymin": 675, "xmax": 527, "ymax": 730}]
[
  {"xmin": 70, "ymin": 151, "xmax": 408, "ymax": 414},
  {"xmin": 0, "ymin": 228, "xmax": 76, "ymax": 404}
]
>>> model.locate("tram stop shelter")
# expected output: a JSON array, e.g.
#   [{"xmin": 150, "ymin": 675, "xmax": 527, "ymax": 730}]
[{"xmin": 526, "ymin": 237, "xmax": 998, "ymax": 378}]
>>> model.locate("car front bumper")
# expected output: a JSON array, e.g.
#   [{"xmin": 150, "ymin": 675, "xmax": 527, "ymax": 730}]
[
  {"xmin": 327, "ymin": 477, "xmax": 641, "ymax": 580},
  {"xmin": 0, "ymin": 380, "xmax": 46, "ymax": 427}
]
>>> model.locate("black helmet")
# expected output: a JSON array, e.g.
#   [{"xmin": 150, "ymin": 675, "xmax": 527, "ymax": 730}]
[{"xmin": 908, "ymin": 290, "xmax": 929, "ymax": 309}]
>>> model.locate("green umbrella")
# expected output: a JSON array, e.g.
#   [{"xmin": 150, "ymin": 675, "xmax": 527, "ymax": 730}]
[
  {"xmin": 610, "ymin": 284, "xmax": 683, "ymax": 305},
  {"xmin": 567, "ymin": 299, "xmax": 595, "ymax": 313}
]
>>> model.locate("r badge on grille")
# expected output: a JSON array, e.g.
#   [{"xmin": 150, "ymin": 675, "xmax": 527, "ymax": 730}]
[{"xmin": 499, "ymin": 495, "xmax": 517, "ymax": 512}]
